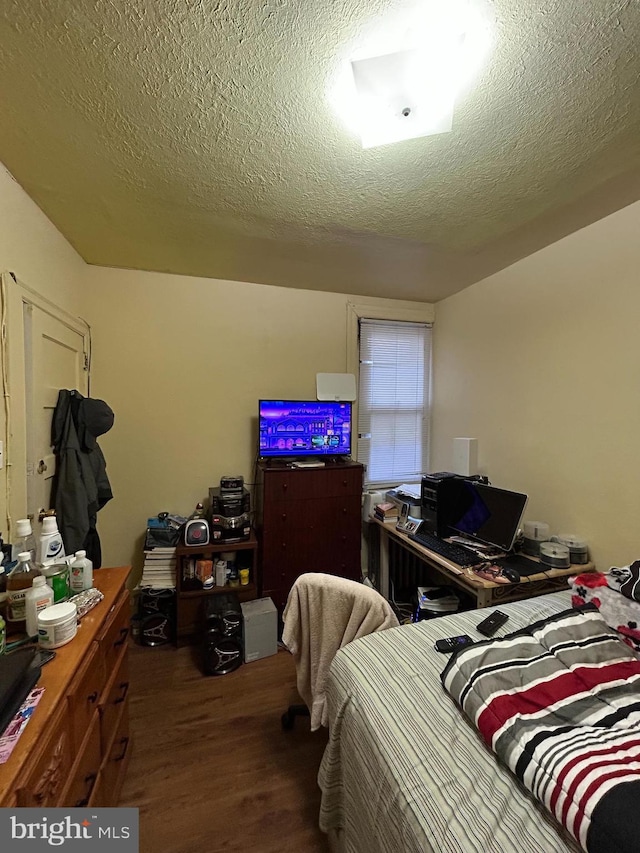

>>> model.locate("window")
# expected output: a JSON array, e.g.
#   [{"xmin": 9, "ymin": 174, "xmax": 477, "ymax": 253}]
[{"xmin": 357, "ymin": 318, "xmax": 432, "ymax": 487}]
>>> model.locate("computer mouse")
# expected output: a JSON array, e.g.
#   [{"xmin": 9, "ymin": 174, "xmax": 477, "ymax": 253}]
[{"xmin": 501, "ymin": 567, "xmax": 521, "ymax": 583}]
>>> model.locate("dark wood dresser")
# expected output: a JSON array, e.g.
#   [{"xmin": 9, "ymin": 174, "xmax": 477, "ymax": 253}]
[{"xmin": 255, "ymin": 461, "xmax": 364, "ymax": 611}]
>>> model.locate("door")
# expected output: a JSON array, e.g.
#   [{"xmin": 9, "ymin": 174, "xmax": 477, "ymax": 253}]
[{"xmin": 24, "ymin": 302, "xmax": 88, "ymax": 524}]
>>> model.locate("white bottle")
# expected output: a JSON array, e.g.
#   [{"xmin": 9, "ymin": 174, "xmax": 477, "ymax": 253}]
[
  {"xmin": 70, "ymin": 550, "xmax": 93, "ymax": 592},
  {"xmin": 25, "ymin": 575, "xmax": 54, "ymax": 637},
  {"xmin": 38, "ymin": 517, "xmax": 66, "ymax": 567},
  {"xmin": 11, "ymin": 518, "xmax": 38, "ymax": 564}
]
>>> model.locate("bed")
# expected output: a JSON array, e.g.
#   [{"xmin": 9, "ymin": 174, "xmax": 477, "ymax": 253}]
[{"xmin": 318, "ymin": 590, "xmax": 638, "ymax": 853}]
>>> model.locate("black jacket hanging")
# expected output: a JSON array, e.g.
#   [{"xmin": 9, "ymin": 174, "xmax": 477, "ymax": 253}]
[{"xmin": 50, "ymin": 389, "xmax": 114, "ymax": 567}]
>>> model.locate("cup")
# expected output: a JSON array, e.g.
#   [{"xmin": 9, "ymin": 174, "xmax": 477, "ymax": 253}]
[{"xmin": 239, "ymin": 569, "xmax": 250, "ymax": 586}]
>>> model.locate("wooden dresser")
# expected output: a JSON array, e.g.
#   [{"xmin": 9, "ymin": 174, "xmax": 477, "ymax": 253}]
[
  {"xmin": 255, "ymin": 461, "xmax": 364, "ymax": 611},
  {"xmin": 0, "ymin": 566, "xmax": 132, "ymax": 808}
]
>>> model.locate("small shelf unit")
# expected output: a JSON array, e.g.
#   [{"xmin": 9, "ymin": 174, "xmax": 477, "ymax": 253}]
[{"xmin": 174, "ymin": 533, "xmax": 259, "ymax": 640}]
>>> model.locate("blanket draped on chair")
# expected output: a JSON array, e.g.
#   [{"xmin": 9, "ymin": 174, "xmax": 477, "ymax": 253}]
[
  {"xmin": 282, "ymin": 573, "xmax": 399, "ymax": 730},
  {"xmin": 442, "ymin": 606, "xmax": 640, "ymax": 853}
]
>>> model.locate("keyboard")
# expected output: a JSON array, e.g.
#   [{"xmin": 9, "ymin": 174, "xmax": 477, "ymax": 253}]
[{"xmin": 408, "ymin": 528, "xmax": 484, "ymax": 567}]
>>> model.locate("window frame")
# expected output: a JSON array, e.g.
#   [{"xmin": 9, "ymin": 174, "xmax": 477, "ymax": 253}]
[{"xmin": 346, "ymin": 298, "xmax": 435, "ymax": 488}]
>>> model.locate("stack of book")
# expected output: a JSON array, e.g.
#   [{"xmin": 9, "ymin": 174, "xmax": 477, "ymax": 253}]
[
  {"xmin": 140, "ymin": 547, "xmax": 177, "ymax": 589},
  {"xmin": 374, "ymin": 501, "xmax": 399, "ymax": 522}
]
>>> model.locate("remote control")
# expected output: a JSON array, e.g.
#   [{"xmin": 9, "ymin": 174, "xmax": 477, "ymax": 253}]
[
  {"xmin": 476, "ymin": 610, "xmax": 509, "ymax": 637},
  {"xmin": 434, "ymin": 634, "xmax": 474, "ymax": 653}
]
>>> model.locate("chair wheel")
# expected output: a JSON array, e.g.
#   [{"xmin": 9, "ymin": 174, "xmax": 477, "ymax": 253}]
[{"xmin": 281, "ymin": 711, "xmax": 294, "ymax": 731}]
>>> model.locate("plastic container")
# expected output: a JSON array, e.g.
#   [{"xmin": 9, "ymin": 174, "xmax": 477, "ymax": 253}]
[
  {"xmin": 522, "ymin": 521, "xmax": 550, "ymax": 557},
  {"xmin": 552, "ymin": 533, "xmax": 589, "ymax": 565},
  {"xmin": 11, "ymin": 518, "xmax": 37, "ymax": 563},
  {"xmin": 40, "ymin": 562, "xmax": 70, "ymax": 603},
  {"xmin": 239, "ymin": 568, "xmax": 250, "ymax": 586},
  {"xmin": 70, "ymin": 550, "xmax": 93, "ymax": 592},
  {"xmin": 25, "ymin": 576, "xmax": 54, "ymax": 638},
  {"xmin": 37, "ymin": 601, "xmax": 78, "ymax": 649},
  {"xmin": 38, "ymin": 517, "xmax": 66, "ymax": 567},
  {"xmin": 215, "ymin": 560, "xmax": 227, "ymax": 587},
  {"xmin": 7, "ymin": 552, "xmax": 42, "ymax": 631}
]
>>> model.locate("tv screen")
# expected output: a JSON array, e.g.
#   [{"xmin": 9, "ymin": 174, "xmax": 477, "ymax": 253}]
[
  {"xmin": 448, "ymin": 481, "xmax": 528, "ymax": 552},
  {"xmin": 259, "ymin": 400, "xmax": 352, "ymax": 458}
]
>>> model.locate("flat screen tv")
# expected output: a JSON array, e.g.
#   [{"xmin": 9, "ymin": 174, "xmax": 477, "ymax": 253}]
[
  {"xmin": 448, "ymin": 481, "xmax": 528, "ymax": 552},
  {"xmin": 259, "ymin": 400, "xmax": 352, "ymax": 458}
]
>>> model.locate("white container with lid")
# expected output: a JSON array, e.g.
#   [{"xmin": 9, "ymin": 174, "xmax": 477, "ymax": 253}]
[
  {"xmin": 37, "ymin": 601, "xmax": 78, "ymax": 649},
  {"xmin": 25, "ymin": 576, "xmax": 54, "ymax": 637},
  {"xmin": 522, "ymin": 521, "xmax": 550, "ymax": 557},
  {"xmin": 539, "ymin": 541, "xmax": 571, "ymax": 569},
  {"xmin": 70, "ymin": 550, "xmax": 93, "ymax": 592},
  {"xmin": 552, "ymin": 533, "xmax": 589, "ymax": 564},
  {"xmin": 38, "ymin": 516, "xmax": 66, "ymax": 566}
]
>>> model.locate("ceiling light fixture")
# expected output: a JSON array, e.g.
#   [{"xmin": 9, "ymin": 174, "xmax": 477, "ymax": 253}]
[{"xmin": 330, "ymin": 0, "xmax": 494, "ymax": 149}]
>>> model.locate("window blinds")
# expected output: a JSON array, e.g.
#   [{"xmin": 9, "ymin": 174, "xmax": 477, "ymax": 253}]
[{"xmin": 357, "ymin": 318, "xmax": 432, "ymax": 486}]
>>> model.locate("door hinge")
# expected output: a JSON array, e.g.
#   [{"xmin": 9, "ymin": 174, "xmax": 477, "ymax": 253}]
[{"xmin": 83, "ymin": 353, "xmax": 89, "ymax": 371}]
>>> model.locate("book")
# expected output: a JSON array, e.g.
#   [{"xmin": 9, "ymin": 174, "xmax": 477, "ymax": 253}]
[{"xmin": 374, "ymin": 501, "xmax": 399, "ymax": 520}]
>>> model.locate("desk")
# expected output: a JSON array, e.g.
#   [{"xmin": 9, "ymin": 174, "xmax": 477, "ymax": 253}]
[{"xmin": 373, "ymin": 518, "xmax": 595, "ymax": 609}]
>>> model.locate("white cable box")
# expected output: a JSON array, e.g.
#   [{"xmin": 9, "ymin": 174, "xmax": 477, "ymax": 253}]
[{"xmin": 291, "ymin": 460, "xmax": 325, "ymax": 468}]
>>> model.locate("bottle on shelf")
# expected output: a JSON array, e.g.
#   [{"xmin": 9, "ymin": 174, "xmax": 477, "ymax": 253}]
[
  {"xmin": 190, "ymin": 502, "xmax": 206, "ymax": 519},
  {"xmin": 7, "ymin": 552, "xmax": 42, "ymax": 633},
  {"xmin": 70, "ymin": 550, "xmax": 93, "ymax": 593},
  {"xmin": 25, "ymin": 576, "xmax": 54, "ymax": 637},
  {"xmin": 37, "ymin": 516, "xmax": 66, "ymax": 567},
  {"xmin": 11, "ymin": 518, "xmax": 37, "ymax": 564}
]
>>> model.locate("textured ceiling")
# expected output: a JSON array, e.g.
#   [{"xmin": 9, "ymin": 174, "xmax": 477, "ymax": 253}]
[{"xmin": 1, "ymin": 0, "xmax": 639, "ymax": 302}]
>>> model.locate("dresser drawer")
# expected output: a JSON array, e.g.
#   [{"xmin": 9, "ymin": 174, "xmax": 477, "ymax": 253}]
[
  {"xmin": 99, "ymin": 590, "xmax": 131, "ymax": 675},
  {"xmin": 67, "ymin": 642, "xmax": 105, "ymax": 753},
  {"xmin": 59, "ymin": 713, "xmax": 102, "ymax": 807},
  {"xmin": 16, "ymin": 702, "xmax": 72, "ymax": 807},
  {"xmin": 262, "ymin": 467, "xmax": 360, "ymax": 501},
  {"xmin": 99, "ymin": 706, "xmax": 131, "ymax": 806},
  {"xmin": 100, "ymin": 649, "xmax": 129, "ymax": 753}
]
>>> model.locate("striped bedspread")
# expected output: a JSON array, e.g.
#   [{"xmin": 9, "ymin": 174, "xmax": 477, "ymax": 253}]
[
  {"xmin": 319, "ymin": 592, "xmax": 582, "ymax": 853},
  {"xmin": 442, "ymin": 605, "xmax": 640, "ymax": 853}
]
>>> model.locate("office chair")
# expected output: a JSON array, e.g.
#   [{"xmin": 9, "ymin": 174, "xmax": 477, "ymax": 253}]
[{"xmin": 280, "ymin": 572, "xmax": 399, "ymax": 731}]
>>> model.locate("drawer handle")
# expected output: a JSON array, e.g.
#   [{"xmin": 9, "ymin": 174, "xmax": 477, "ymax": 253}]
[
  {"xmin": 114, "ymin": 681, "xmax": 130, "ymax": 704},
  {"xmin": 114, "ymin": 627, "xmax": 129, "ymax": 648},
  {"xmin": 75, "ymin": 772, "xmax": 97, "ymax": 807},
  {"xmin": 114, "ymin": 736, "xmax": 130, "ymax": 762},
  {"xmin": 87, "ymin": 691, "xmax": 99, "ymax": 704}
]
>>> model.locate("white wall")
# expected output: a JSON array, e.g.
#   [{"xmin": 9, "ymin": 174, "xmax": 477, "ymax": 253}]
[
  {"xmin": 0, "ymin": 164, "xmax": 87, "ymax": 534},
  {"xmin": 82, "ymin": 267, "xmax": 415, "ymax": 580},
  {"xmin": 432, "ymin": 199, "xmax": 640, "ymax": 571}
]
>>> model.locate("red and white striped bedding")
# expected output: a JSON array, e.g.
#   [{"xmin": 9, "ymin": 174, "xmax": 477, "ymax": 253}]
[{"xmin": 442, "ymin": 605, "xmax": 640, "ymax": 852}]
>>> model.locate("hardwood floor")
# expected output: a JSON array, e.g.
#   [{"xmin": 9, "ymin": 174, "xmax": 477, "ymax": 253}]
[{"xmin": 119, "ymin": 642, "xmax": 330, "ymax": 853}]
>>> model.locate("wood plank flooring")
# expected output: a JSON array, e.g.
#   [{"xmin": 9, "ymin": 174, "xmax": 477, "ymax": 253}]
[{"xmin": 119, "ymin": 642, "xmax": 330, "ymax": 853}]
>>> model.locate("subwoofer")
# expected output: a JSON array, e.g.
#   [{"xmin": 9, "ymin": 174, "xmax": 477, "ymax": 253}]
[
  {"xmin": 203, "ymin": 592, "xmax": 243, "ymax": 676},
  {"xmin": 138, "ymin": 588, "xmax": 175, "ymax": 646}
]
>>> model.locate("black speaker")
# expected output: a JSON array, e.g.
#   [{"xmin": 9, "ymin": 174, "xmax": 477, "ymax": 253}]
[
  {"xmin": 203, "ymin": 593, "xmax": 243, "ymax": 675},
  {"xmin": 138, "ymin": 588, "xmax": 175, "ymax": 645}
]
